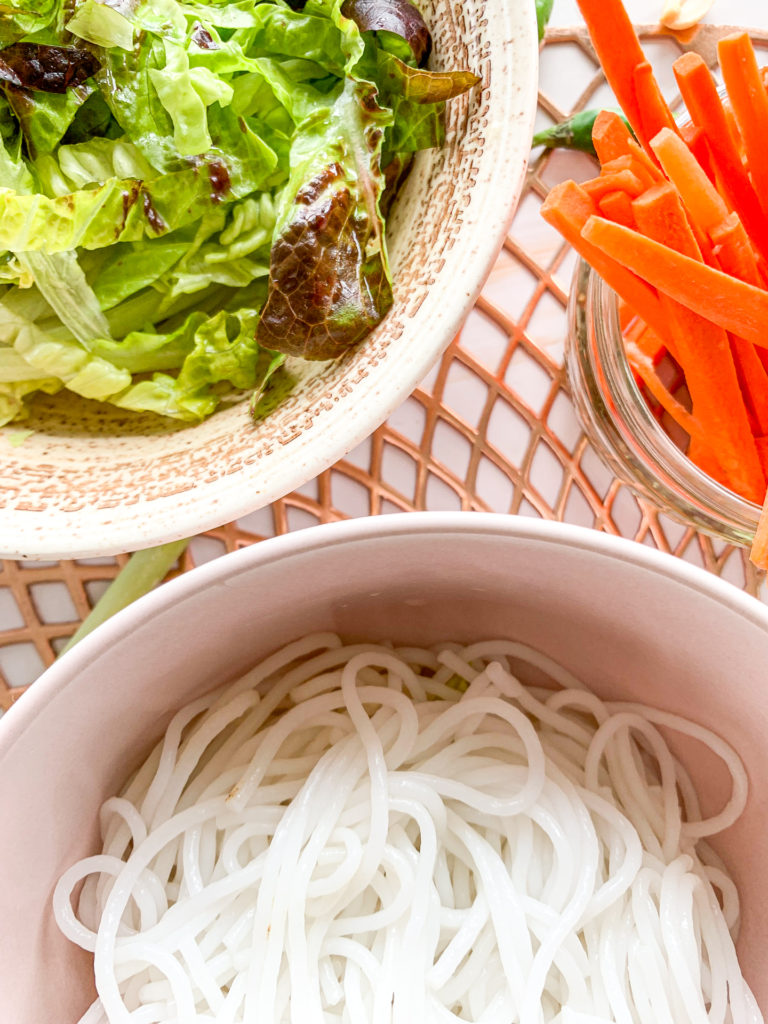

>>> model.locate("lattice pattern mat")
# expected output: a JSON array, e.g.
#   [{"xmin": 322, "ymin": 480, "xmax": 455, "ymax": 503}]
[{"xmin": 2, "ymin": 16, "xmax": 767, "ymax": 710}]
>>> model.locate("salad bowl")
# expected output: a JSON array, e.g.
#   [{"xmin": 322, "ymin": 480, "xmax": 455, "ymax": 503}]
[{"xmin": 0, "ymin": 0, "xmax": 538, "ymax": 559}]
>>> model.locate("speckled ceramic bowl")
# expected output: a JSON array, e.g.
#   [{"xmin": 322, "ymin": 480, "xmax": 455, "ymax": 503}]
[{"xmin": 0, "ymin": 1, "xmax": 538, "ymax": 560}]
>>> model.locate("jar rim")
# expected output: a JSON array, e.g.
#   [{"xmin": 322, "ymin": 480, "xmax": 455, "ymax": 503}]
[{"xmin": 566, "ymin": 258, "xmax": 760, "ymax": 546}]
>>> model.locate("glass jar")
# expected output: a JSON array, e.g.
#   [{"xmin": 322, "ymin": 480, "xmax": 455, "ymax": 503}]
[{"xmin": 566, "ymin": 258, "xmax": 760, "ymax": 546}]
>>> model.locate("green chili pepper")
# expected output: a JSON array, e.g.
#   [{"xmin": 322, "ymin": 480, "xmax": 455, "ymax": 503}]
[
  {"xmin": 531, "ymin": 108, "xmax": 635, "ymax": 158},
  {"xmin": 536, "ymin": 0, "xmax": 554, "ymax": 42}
]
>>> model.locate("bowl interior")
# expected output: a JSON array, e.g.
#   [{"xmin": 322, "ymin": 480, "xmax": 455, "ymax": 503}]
[
  {"xmin": 0, "ymin": 0, "xmax": 538, "ymax": 560},
  {"xmin": 0, "ymin": 517, "xmax": 766, "ymax": 1022}
]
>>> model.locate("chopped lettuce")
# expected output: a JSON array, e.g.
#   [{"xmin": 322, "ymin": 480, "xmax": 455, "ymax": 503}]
[{"xmin": 0, "ymin": 0, "xmax": 478, "ymax": 426}]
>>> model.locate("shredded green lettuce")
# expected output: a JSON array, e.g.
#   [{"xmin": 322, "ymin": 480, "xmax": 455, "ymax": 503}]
[{"xmin": 0, "ymin": 0, "xmax": 479, "ymax": 427}]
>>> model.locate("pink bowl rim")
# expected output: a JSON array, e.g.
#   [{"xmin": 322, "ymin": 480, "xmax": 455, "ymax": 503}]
[{"xmin": 2, "ymin": 512, "xmax": 767, "ymax": 764}]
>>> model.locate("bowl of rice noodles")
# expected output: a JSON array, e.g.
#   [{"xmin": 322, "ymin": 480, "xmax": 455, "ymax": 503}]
[{"xmin": 0, "ymin": 513, "xmax": 766, "ymax": 1024}]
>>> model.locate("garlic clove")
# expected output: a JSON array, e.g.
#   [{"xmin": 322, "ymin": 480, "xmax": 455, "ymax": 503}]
[{"xmin": 660, "ymin": 0, "xmax": 715, "ymax": 31}]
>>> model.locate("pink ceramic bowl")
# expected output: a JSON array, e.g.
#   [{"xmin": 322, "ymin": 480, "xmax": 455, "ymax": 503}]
[{"xmin": 0, "ymin": 513, "xmax": 766, "ymax": 1021}]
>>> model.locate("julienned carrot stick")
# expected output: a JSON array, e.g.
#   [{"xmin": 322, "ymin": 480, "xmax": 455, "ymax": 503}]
[
  {"xmin": 755, "ymin": 436, "xmax": 768, "ymax": 484},
  {"xmin": 629, "ymin": 186, "xmax": 764, "ymax": 500},
  {"xmin": 633, "ymin": 62, "xmax": 679, "ymax": 145},
  {"xmin": 624, "ymin": 310, "xmax": 666, "ymax": 363},
  {"xmin": 598, "ymin": 189, "xmax": 636, "ymax": 228},
  {"xmin": 581, "ymin": 216, "xmax": 768, "ymax": 350},
  {"xmin": 632, "ymin": 183, "xmax": 700, "ymax": 260},
  {"xmin": 625, "ymin": 337, "xmax": 707, "ymax": 444},
  {"xmin": 592, "ymin": 110, "xmax": 635, "ymax": 163},
  {"xmin": 718, "ymin": 34, "xmax": 768, "ymax": 220},
  {"xmin": 650, "ymin": 128, "xmax": 729, "ymax": 234},
  {"xmin": 583, "ymin": 169, "xmax": 645, "ymax": 200},
  {"xmin": 630, "ymin": 184, "xmax": 705, "ymax": 322},
  {"xmin": 639, "ymin": 326, "xmax": 664, "ymax": 362},
  {"xmin": 540, "ymin": 182, "xmax": 670, "ymax": 343},
  {"xmin": 679, "ymin": 123, "xmax": 717, "ymax": 187},
  {"xmin": 750, "ymin": 490, "xmax": 768, "ymax": 568},
  {"xmin": 603, "ymin": 155, "xmax": 658, "ymax": 191},
  {"xmin": 688, "ymin": 439, "xmax": 730, "ymax": 489},
  {"xmin": 673, "ymin": 51, "xmax": 768, "ymax": 261},
  {"xmin": 711, "ymin": 214, "xmax": 762, "ymax": 286},
  {"xmin": 731, "ymin": 340, "xmax": 768, "ymax": 436},
  {"xmin": 575, "ymin": 0, "xmax": 647, "ymax": 140},
  {"xmin": 706, "ymin": 214, "xmax": 768, "ymax": 435},
  {"xmin": 590, "ymin": 111, "xmax": 665, "ymax": 186}
]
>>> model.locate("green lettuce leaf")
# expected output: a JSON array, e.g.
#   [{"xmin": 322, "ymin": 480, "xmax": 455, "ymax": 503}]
[
  {"xmin": 92, "ymin": 240, "xmax": 188, "ymax": 310},
  {"xmin": 65, "ymin": 1, "xmax": 134, "ymax": 51},
  {"xmin": 54, "ymin": 136, "xmax": 156, "ymax": 189},
  {"xmin": 5, "ymin": 82, "xmax": 94, "ymax": 156},
  {"xmin": 149, "ymin": 39, "xmax": 234, "ymax": 157},
  {"xmin": 0, "ymin": 0, "xmax": 63, "ymax": 43},
  {"xmin": 384, "ymin": 94, "xmax": 444, "ymax": 155},
  {"xmin": 16, "ymin": 250, "xmax": 112, "ymax": 346},
  {"xmin": 244, "ymin": 3, "xmax": 362, "ymax": 74},
  {"xmin": 0, "ymin": 301, "xmax": 130, "ymax": 399},
  {"xmin": 97, "ymin": 32, "xmax": 181, "ymax": 171},
  {"xmin": 61, "ymin": 90, "xmax": 120, "ymax": 145},
  {"xmin": 89, "ymin": 314, "xmax": 204, "ymax": 373},
  {"xmin": 0, "ymin": 345, "xmax": 55, "ymax": 382},
  {"xmin": 0, "ymin": 147, "xmax": 277, "ymax": 252},
  {"xmin": 110, "ymin": 305, "xmax": 285, "ymax": 421},
  {"xmin": 0, "ymin": 379, "xmax": 62, "ymax": 426},
  {"xmin": 0, "ymin": 123, "xmax": 34, "ymax": 192}
]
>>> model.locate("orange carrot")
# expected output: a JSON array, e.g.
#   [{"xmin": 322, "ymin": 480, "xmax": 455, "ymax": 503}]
[
  {"xmin": 598, "ymin": 189, "xmax": 636, "ymax": 228},
  {"xmin": 731, "ymin": 339, "xmax": 768, "ymax": 436},
  {"xmin": 628, "ymin": 186, "xmax": 764, "ymax": 500},
  {"xmin": 722, "ymin": 102, "xmax": 744, "ymax": 157},
  {"xmin": 673, "ymin": 51, "xmax": 768, "ymax": 261},
  {"xmin": 750, "ymin": 491, "xmax": 768, "ymax": 567},
  {"xmin": 639, "ymin": 325, "xmax": 665, "ymax": 362},
  {"xmin": 631, "ymin": 183, "xmax": 706, "ymax": 308},
  {"xmin": 618, "ymin": 299, "xmax": 636, "ymax": 333},
  {"xmin": 631, "ymin": 183, "xmax": 700, "ymax": 259},
  {"xmin": 688, "ymin": 438, "xmax": 731, "ymax": 489},
  {"xmin": 756, "ymin": 436, "xmax": 768, "ymax": 482},
  {"xmin": 590, "ymin": 111, "xmax": 665, "ymax": 186},
  {"xmin": 649, "ymin": 127, "xmax": 730, "ymax": 264},
  {"xmin": 625, "ymin": 337, "xmax": 705, "ymax": 442},
  {"xmin": 540, "ymin": 182, "xmax": 670, "ymax": 343},
  {"xmin": 622, "ymin": 312, "xmax": 671, "ymax": 372},
  {"xmin": 679, "ymin": 122, "xmax": 717, "ymax": 186},
  {"xmin": 581, "ymin": 216, "xmax": 768, "ymax": 350},
  {"xmin": 710, "ymin": 213, "xmax": 762, "ymax": 285},
  {"xmin": 707, "ymin": 215, "xmax": 768, "ymax": 437},
  {"xmin": 650, "ymin": 127, "xmax": 730, "ymax": 234},
  {"xmin": 598, "ymin": 155, "xmax": 635, "ymax": 173},
  {"xmin": 583, "ymin": 169, "xmax": 646, "ymax": 200},
  {"xmin": 598, "ymin": 153, "xmax": 659, "ymax": 191},
  {"xmin": 592, "ymin": 110, "xmax": 635, "ymax": 163},
  {"xmin": 633, "ymin": 61, "xmax": 679, "ymax": 145},
  {"xmin": 575, "ymin": 0, "xmax": 648, "ymax": 140},
  {"xmin": 718, "ymin": 34, "xmax": 768, "ymax": 218}
]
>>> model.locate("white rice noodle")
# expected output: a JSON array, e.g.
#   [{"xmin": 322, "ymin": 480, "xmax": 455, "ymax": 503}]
[{"xmin": 53, "ymin": 634, "xmax": 762, "ymax": 1024}]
